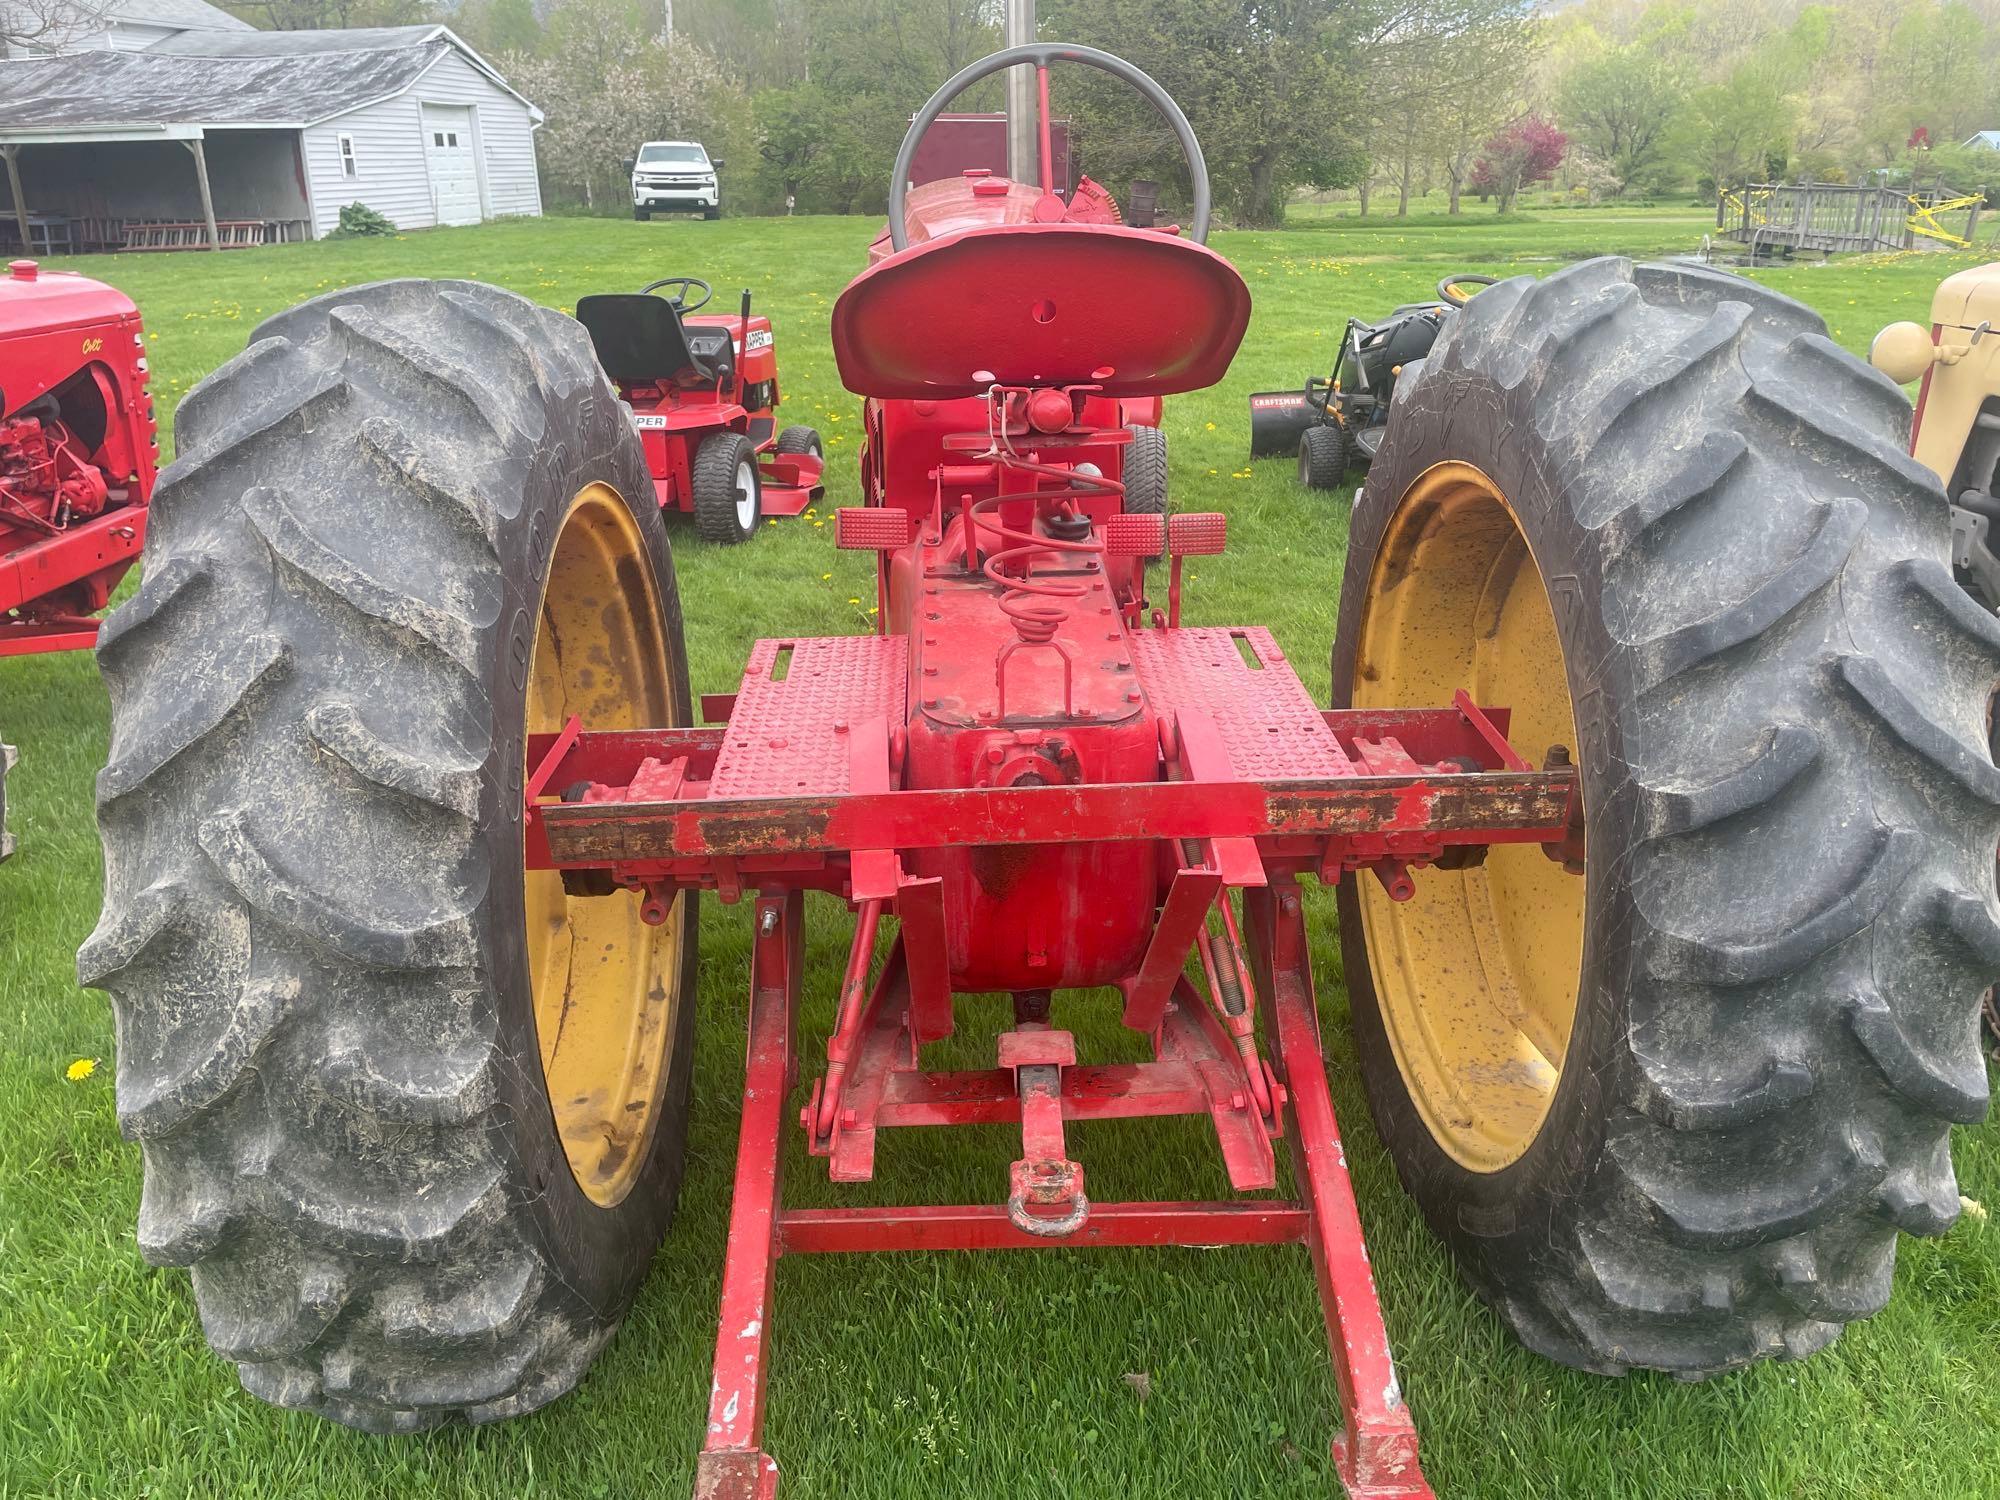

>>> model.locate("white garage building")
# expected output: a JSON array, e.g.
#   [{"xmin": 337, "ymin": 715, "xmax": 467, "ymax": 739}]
[{"xmin": 0, "ymin": 17, "xmax": 543, "ymax": 249}]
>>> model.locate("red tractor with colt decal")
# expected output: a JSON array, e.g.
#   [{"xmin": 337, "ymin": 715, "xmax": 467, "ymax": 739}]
[
  {"xmin": 1, "ymin": 256, "xmax": 158, "ymax": 858},
  {"xmin": 577, "ymin": 275, "xmax": 821, "ymax": 543},
  {"xmin": 83, "ymin": 42, "xmax": 1999, "ymax": 1500}
]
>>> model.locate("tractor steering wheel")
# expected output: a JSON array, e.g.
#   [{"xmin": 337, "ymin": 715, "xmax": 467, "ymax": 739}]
[
  {"xmin": 888, "ymin": 42, "xmax": 1212, "ymax": 251},
  {"xmin": 1437, "ymin": 273, "xmax": 1498, "ymax": 307},
  {"xmin": 640, "ymin": 276, "xmax": 712, "ymax": 312}
]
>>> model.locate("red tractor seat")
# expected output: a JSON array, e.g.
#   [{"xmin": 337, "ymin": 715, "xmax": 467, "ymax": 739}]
[
  {"xmin": 831, "ymin": 223, "xmax": 1250, "ymax": 400},
  {"xmin": 575, "ymin": 293, "xmax": 726, "ymax": 385}
]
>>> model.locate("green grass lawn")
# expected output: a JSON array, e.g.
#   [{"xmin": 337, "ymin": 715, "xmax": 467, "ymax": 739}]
[{"xmin": 4, "ymin": 206, "xmax": 1998, "ymax": 1499}]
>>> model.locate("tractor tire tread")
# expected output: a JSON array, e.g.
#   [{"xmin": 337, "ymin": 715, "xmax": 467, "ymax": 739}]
[
  {"xmin": 1336, "ymin": 255, "xmax": 2000, "ymax": 1379},
  {"xmin": 693, "ymin": 429, "xmax": 760, "ymax": 543},
  {"xmin": 774, "ymin": 424, "xmax": 821, "ymax": 456},
  {"xmin": 84, "ymin": 278, "xmax": 687, "ymax": 1431},
  {"xmin": 1123, "ymin": 423, "xmax": 1169, "ymax": 515},
  {"xmin": 1297, "ymin": 424, "xmax": 1346, "ymax": 490}
]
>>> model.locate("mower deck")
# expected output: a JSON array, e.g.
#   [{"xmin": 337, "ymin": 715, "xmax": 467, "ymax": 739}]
[{"xmin": 527, "ymin": 610, "xmax": 1575, "ymax": 1500}]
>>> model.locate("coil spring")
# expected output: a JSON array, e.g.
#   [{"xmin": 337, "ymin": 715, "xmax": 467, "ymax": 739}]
[{"xmin": 971, "ymin": 449, "xmax": 1125, "ymax": 645}]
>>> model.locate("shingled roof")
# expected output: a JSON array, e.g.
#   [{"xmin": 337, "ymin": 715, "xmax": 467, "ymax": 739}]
[
  {"xmin": 0, "ymin": 38, "xmax": 443, "ymax": 129},
  {"xmin": 148, "ymin": 22, "xmax": 444, "ymax": 56},
  {"xmin": 106, "ymin": 0, "xmax": 253, "ymax": 30}
]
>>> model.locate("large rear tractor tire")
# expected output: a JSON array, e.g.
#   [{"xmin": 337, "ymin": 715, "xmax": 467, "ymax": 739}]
[
  {"xmin": 80, "ymin": 279, "xmax": 700, "ymax": 1431},
  {"xmin": 1333, "ymin": 256, "xmax": 2000, "ymax": 1376}
]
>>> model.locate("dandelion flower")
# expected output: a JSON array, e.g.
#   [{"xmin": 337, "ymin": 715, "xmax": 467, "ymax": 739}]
[{"xmin": 66, "ymin": 1057, "xmax": 97, "ymax": 1082}]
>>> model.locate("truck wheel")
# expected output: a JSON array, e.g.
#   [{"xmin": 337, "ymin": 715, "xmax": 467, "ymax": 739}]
[
  {"xmin": 703, "ymin": 206, "xmax": 721, "ymax": 222},
  {"xmin": 1122, "ymin": 424, "xmax": 1169, "ymax": 516},
  {"xmin": 693, "ymin": 430, "xmax": 761, "ymax": 543},
  {"xmin": 80, "ymin": 279, "xmax": 700, "ymax": 1431},
  {"xmin": 1333, "ymin": 257, "xmax": 2000, "ymax": 1377},
  {"xmin": 774, "ymin": 424, "xmax": 822, "ymax": 460},
  {"xmin": 633, "ymin": 206, "xmax": 650, "ymax": 222},
  {"xmin": 1297, "ymin": 424, "xmax": 1347, "ymax": 489}
]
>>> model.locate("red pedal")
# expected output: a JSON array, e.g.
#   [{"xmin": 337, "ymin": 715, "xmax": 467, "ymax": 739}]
[
  {"xmin": 1101, "ymin": 512, "xmax": 1167, "ymax": 556},
  {"xmin": 835, "ymin": 507, "xmax": 914, "ymax": 550},
  {"xmin": 1168, "ymin": 512, "xmax": 1226, "ymax": 556}
]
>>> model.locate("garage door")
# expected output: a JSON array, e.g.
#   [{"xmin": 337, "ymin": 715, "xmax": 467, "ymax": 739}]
[{"xmin": 421, "ymin": 104, "xmax": 482, "ymax": 226}]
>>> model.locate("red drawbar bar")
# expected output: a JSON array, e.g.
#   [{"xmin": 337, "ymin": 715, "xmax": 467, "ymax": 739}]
[{"xmin": 779, "ymin": 1201, "xmax": 1310, "ymax": 1253}]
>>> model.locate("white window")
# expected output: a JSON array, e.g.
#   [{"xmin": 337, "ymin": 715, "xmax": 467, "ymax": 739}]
[
  {"xmin": 431, "ymin": 130, "xmax": 459, "ymax": 148},
  {"xmin": 338, "ymin": 134, "xmax": 357, "ymax": 179}
]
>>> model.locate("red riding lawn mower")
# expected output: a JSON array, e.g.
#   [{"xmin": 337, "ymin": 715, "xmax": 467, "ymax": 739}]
[
  {"xmin": 577, "ymin": 275, "xmax": 822, "ymax": 543},
  {"xmin": 83, "ymin": 42, "xmax": 1998, "ymax": 1500},
  {"xmin": 1, "ymin": 257, "xmax": 156, "ymax": 858}
]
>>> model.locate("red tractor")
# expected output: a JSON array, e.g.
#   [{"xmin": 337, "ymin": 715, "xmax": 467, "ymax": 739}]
[
  {"xmin": 84, "ymin": 44, "xmax": 1998, "ymax": 1500},
  {"xmin": 577, "ymin": 276, "xmax": 821, "ymax": 542},
  {"xmin": 1, "ymin": 257, "xmax": 157, "ymax": 857}
]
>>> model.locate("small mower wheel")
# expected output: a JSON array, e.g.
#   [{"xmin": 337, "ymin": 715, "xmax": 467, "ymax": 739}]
[
  {"xmin": 82, "ymin": 279, "xmax": 700, "ymax": 1432},
  {"xmin": 1297, "ymin": 424, "xmax": 1347, "ymax": 489},
  {"xmin": 774, "ymin": 424, "xmax": 823, "ymax": 459},
  {"xmin": 1334, "ymin": 256, "xmax": 2000, "ymax": 1378},
  {"xmin": 1122, "ymin": 424, "xmax": 1169, "ymax": 516},
  {"xmin": 633, "ymin": 206, "xmax": 650, "ymax": 221},
  {"xmin": 693, "ymin": 430, "xmax": 762, "ymax": 543}
]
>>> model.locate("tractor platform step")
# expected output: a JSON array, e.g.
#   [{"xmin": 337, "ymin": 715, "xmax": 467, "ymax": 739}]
[
  {"xmin": 1130, "ymin": 626, "xmax": 1356, "ymax": 780},
  {"xmin": 709, "ymin": 636, "xmax": 908, "ymax": 799}
]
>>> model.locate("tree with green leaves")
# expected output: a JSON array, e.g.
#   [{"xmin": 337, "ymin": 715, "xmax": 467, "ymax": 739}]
[
  {"xmin": 1557, "ymin": 36, "xmax": 1690, "ymax": 193},
  {"xmin": 454, "ymin": 0, "xmax": 542, "ymax": 58},
  {"xmin": 1043, "ymin": 0, "xmax": 1369, "ymax": 227},
  {"xmin": 1672, "ymin": 59, "xmax": 1798, "ymax": 196}
]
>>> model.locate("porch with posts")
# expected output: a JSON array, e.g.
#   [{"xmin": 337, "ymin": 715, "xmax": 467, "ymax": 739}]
[{"xmin": 0, "ymin": 126, "xmax": 311, "ymax": 254}]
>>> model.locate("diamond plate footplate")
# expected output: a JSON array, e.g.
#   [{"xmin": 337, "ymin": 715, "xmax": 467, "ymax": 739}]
[
  {"xmin": 709, "ymin": 636, "xmax": 909, "ymax": 798},
  {"xmin": 1130, "ymin": 627, "xmax": 1356, "ymax": 780}
]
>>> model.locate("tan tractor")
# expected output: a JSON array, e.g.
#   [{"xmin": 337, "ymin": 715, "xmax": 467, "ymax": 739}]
[
  {"xmin": 1873, "ymin": 261, "xmax": 2000, "ymax": 608},
  {"xmin": 1876, "ymin": 260, "xmax": 2000, "ymax": 1047}
]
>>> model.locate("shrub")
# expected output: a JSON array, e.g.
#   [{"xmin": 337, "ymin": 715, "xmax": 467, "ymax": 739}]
[{"xmin": 333, "ymin": 202, "xmax": 397, "ymax": 237}]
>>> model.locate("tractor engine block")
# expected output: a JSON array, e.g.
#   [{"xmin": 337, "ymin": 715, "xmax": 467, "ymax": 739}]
[{"xmin": 0, "ymin": 412, "xmax": 111, "ymax": 531}]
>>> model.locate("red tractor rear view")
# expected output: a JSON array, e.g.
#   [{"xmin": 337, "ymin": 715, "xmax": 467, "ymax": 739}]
[{"xmin": 83, "ymin": 45, "xmax": 1998, "ymax": 1498}]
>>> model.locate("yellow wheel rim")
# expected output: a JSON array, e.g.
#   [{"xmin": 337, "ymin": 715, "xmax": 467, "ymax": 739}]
[
  {"xmin": 524, "ymin": 485, "xmax": 684, "ymax": 1208},
  {"xmin": 1351, "ymin": 462, "xmax": 1584, "ymax": 1172}
]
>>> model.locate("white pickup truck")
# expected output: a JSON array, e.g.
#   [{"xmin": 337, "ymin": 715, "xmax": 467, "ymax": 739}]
[{"xmin": 626, "ymin": 140, "xmax": 722, "ymax": 220}]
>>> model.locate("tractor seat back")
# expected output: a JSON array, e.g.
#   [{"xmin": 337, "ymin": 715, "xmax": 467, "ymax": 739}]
[
  {"xmin": 575, "ymin": 293, "xmax": 713, "ymax": 385},
  {"xmin": 831, "ymin": 223, "xmax": 1251, "ymax": 401}
]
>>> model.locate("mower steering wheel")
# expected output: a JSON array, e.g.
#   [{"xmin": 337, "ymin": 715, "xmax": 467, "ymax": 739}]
[
  {"xmin": 640, "ymin": 276, "xmax": 712, "ymax": 312},
  {"xmin": 1437, "ymin": 274, "xmax": 1498, "ymax": 307},
  {"xmin": 888, "ymin": 42, "xmax": 1212, "ymax": 252}
]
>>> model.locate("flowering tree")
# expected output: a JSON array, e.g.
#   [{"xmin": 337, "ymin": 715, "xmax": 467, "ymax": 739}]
[
  {"xmin": 1470, "ymin": 116, "xmax": 1569, "ymax": 212},
  {"xmin": 505, "ymin": 3, "xmax": 747, "ymax": 211}
]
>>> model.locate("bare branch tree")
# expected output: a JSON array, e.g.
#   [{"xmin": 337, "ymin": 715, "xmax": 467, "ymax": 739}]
[{"xmin": 1, "ymin": 0, "xmax": 117, "ymax": 57}]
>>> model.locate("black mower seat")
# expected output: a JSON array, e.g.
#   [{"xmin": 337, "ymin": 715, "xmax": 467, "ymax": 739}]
[{"xmin": 575, "ymin": 292, "xmax": 715, "ymax": 384}]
